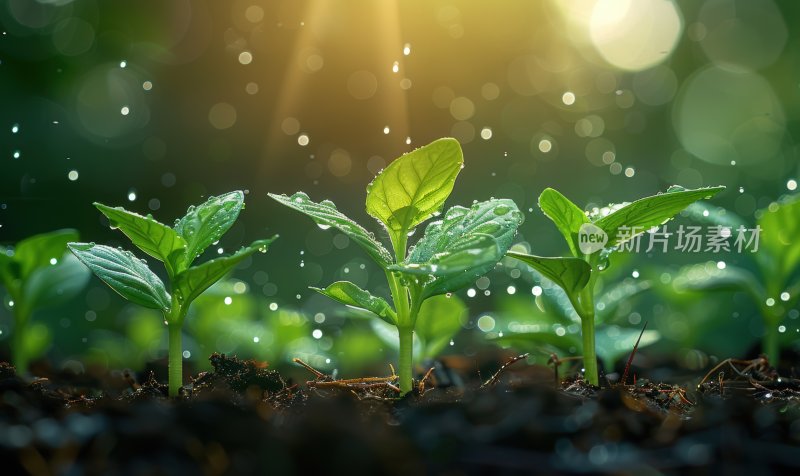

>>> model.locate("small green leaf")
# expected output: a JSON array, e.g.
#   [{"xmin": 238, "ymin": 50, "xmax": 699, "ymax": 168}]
[
  {"xmin": 757, "ymin": 194, "xmax": 800, "ymax": 283},
  {"xmin": 366, "ymin": 138, "xmax": 463, "ymax": 248},
  {"xmin": 174, "ymin": 191, "xmax": 244, "ymax": 265},
  {"xmin": 14, "ymin": 229, "xmax": 79, "ymax": 280},
  {"xmin": 175, "ymin": 237, "xmax": 276, "ymax": 308},
  {"xmin": 594, "ymin": 185, "xmax": 725, "ymax": 248},
  {"xmin": 269, "ymin": 192, "xmax": 393, "ymax": 267},
  {"xmin": 95, "ymin": 203, "xmax": 188, "ymax": 275},
  {"xmin": 506, "ymin": 252, "xmax": 592, "ymax": 298},
  {"xmin": 22, "ymin": 253, "xmax": 90, "ymax": 311},
  {"xmin": 68, "ymin": 243, "xmax": 171, "ymax": 311},
  {"xmin": 538, "ymin": 188, "xmax": 590, "ymax": 257},
  {"xmin": 391, "ymin": 199, "xmax": 524, "ymax": 298},
  {"xmin": 312, "ymin": 281, "xmax": 396, "ymax": 325},
  {"xmin": 415, "ymin": 294, "xmax": 466, "ymax": 360}
]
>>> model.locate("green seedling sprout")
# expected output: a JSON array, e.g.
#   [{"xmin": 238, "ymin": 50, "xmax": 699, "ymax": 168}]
[
  {"xmin": 68, "ymin": 191, "xmax": 276, "ymax": 396},
  {"xmin": 0, "ymin": 229, "xmax": 90, "ymax": 373},
  {"xmin": 674, "ymin": 194, "xmax": 800, "ymax": 364},
  {"xmin": 507, "ymin": 185, "xmax": 724, "ymax": 386},
  {"xmin": 270, "ymin": 138, "xmax": 523, "ymax": 394}
]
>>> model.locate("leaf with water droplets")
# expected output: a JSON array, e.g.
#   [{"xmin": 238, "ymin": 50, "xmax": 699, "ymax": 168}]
[
  {"xmin": 95, "ymin": 203, "xmax": 187, "ymax": 277},
  {"xmin": 68, "ymin": 243, "xmax": 171, "ymax": 311},
  {"xmin": 390, "ymin": 198, "xmax": 523, "ymax": 298},
  {"xmin": 311, "ymin": 281, "xmax": 396, "ymax": 325},
  {"xmin": 174, "ymin": 237, "xmax": 277, "ymax": 310},
  {"xmin": 365, "ymin": 137, "xmax": 463, "ymax": 251},
  {"xmin": 269, "ymin": 192, "xmax": 393, "ymax": 267},
  {"xmin": 594, "ymin": 185, "xmax": 725, "ymax": 249},
  {"xmin": 174, "ymin": 191, "xmax": 244, "ymax": 266},
  {"xmin": 506, "ymin": 252, "xmax": 591, "ymax": 300}
]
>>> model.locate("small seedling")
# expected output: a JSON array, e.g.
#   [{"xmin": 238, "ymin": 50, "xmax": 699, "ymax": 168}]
[
  {"xmin": 0, "ymin": 229, "xmax": 90, "ymax": 373},
  {"xmin": 69, "ymin": 191, "xmax": 276, "ymax": 396},
  {"xmin": 507, "ymin": 185, "xmax": 724, "ymax": 385},
  {"xmin": 674, "ymin": 194, "xmax": 799, "ymax": 364},
  {"xmin": 270, "ymin": 138, "xmax": 523, "ymax": 394}
]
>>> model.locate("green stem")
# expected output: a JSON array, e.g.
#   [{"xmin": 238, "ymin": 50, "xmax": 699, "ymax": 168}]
[
  {"xmin": 11, "ymin": 303, "xmax": 30, "ymax": 375},
  {"xmin": 580, "ymin": 312, "xmax": 598, "ymax": 386},
  {"xmin": 762, "ymin": 307, "xmax": 781, "ymax": 366},
  {"xmin": 398, "ymin": 325, "xmax": 414, "ymax": 394},
  {"xmin": 167, "ymin": 322, "xmax": 183, "ymax": 397}
]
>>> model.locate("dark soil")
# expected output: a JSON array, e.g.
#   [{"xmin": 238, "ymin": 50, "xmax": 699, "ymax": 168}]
[{"xmin": 1, "ymin": 354, "xmax": 799, "ymax": 476}]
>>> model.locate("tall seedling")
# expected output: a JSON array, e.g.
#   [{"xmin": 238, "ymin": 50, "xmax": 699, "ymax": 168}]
[
  {"xmin": 270, "ymin": 138, "xmax": 523, "ymax": 394},
  {"xmin": 507, "ymin": 185, "xmax": 724, "ymax": 385},
  {"xmin": 69, "ymin": 191, "xmax": 276, "ymax": 396}
]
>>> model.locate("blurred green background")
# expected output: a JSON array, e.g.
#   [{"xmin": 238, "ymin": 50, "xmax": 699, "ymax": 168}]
[{"xmin": 1, "ymin": 0, "xmax": 798, "ymax": 378}]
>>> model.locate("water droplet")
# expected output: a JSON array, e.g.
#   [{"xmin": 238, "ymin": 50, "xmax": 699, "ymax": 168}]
[
  {"xmin": 403, "ymin": 43, "xmax": 411, "ymax": 56},
  {"xmin": 298, "ymin": 134, "xmax": 309, "ymax": 146},
  {"xmin": 562, "ymin": 91, "xmax": 575, "ymax": 105},
  {"xmin": 67, "ymin": 170, "xmax": 79, "ymax": 181},
  {"xmin": 121, "ymin": 106, "xmax": 130, "ymax": 116},
  {"xmin": 392, "ymin": 61, "xmax": 399, "ymax": 73},
  {"xmin": 224, "ymin": 296, "xmax": 232, "ymax": 305},
  {"xmin": 127, "ymin": 189, "xmax": 137, "ymax": 201},
  {"xmin": 312, "ymin": 329, "xmax": 323, "ymax": 339},
  {"xmin": 253, "ymin": 336, "xmax": 260, "ymax": 343},
  {"xmin": 49, "ymin": 258, "xmax": 58, "ymax": 265},
  {"xmin": 493, "ymin": 205, "xmax": 510, "ymax": 216},
  {"xmin": 11, "ymin": 124, "xmax": 19, "ymax": 134},
  {"xmin": 383, "ymin": 126, "xmax": 390, "ymax": 134},
  {"xmin": 317, "ymin": 223, "xmax": 331, "ymax": 230},
  {"xmin": 119, "ymin": 60, "xmax": 127, "ymax": 68},
  {"xmin": 12, "ymin": 150, "xmax": 20, "ymax": 159}
]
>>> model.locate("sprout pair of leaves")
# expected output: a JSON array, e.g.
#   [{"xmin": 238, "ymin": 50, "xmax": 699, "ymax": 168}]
[
  {"xmin": 0, "ymin": 229, "xmax": 90, "ymax": 373},
  {"xmin": 69, "ymin": 192, "xmax": 275, "ymax": 322},
  {"xmin": 506, "ymin": 185, "xmax": 724, "ymax": 384},
  {"xmin": 270, "ymin": 138, "xmax": 523, "ymax": 392},
  {"xmin": 68, "ymin": 191, "xmax": 275, "ymax": 396},
  {"xmin": 270, "ymin": 138, "xmax": 523, "ymax": 324},
  {"xmin": 672, "ymin": 194, "xmax": 800, "ymax": 363}
]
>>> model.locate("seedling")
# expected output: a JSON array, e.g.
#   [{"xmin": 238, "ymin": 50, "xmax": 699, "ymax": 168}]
[
  {"xmin": 507, "ymin": 185, "xmax": 724, "ymax": 385},
  {"xmin": 270, "ymin": 138, "xmax": 523, "ymax": 394},
  {"xmin": 0, "ymin": 229, "xmax": 90, "ymax": 373},
  {"xmin": 674, "ymin": 194, "xmax": 800, "ymax": 364},
  {"xmin": 68, "ymin": 191, "xmax": 276, "ymax": 396}
]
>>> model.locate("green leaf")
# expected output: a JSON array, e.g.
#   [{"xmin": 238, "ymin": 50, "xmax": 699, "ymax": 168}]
[
  {"xmin": 0, "ymin": 251, "xmax": 15, "ymax": 288},
  {"xmin": 672, "ymin": 263, "xmax": 764, "ymax": 303},
  {"xmin": 174, "ymin": 191, "xmax": 244, "ymax": 265},
  {"xmin": 414, "ymin": 294, "xmax": 466, "ymax": 360},
  {"xmin": 14, "ymin": 229, "xmax": 79, "ymax": 280},
  {"xmin": 269, "ymin": 192, "xmax": 392, "ymax": 267},
  {"xmin": 95, "ymin": 203, "xmax": 187, "ymax": 275},
  {"xmin": 506, "ymin": 252, "xmax": 591, "ymax": 298},
  {"xmin": 538, "ymin": 188, "xmax": 590, "ymax": 257},
  {"xmin": 594, "ymin": 185, "xmax": 725, "ymax": 248},
  {"xmin": 366, "ymin": 137, "xmax": 463, "ymax": 248},
  {"xmin": 175, "ymin": 237, "xmax": 276, "ymax": 309},
  {"xmin": 22, "ymin": 253, "xmax": 90, "ymax": 311},
  {"xmin": 311, "ymin": 281, "xmax": 396, "ymax": 325},
  {"xmin": 390, "ymin": 199, "xmax": 524, "ymax": 298},
  {"xmin": 20, "ymin": 322, "xmax": 52, "ymax": 366},
  {"xmin": 68, "ymin": 243, "xmax": 171, "ymax": 311},
  {"xmin": 757, "ymin": 194, "xmax": 800, "ymax": 284}
]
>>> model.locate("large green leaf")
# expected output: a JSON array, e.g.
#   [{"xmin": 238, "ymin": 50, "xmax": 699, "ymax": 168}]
[
  {"xmin": 22, "ymin": 253, "xmax": 90, "ymax": 311},
  {"xmin": 95, "ymin": 203, "xmax": 187, "ymax": 276},
  {"xmin": 311, "ymin": 281, "xmax": 396, "ymax": 325},
  {"xmin": 269, "ymin": 192, "xmax": 392, "ymax": 267},
  {"xmin": 414, "ymin": 294, "xmax": 466, "ymax": 360},
  {"xmin": 174, "ymin": 191, "xmax": 244, "ymax": 265},
  {"xmin": 390, "ymin": 199, "xmax": 524, "ymax": 297},
  {"xmin": 594, "ymin": 185, "xmax": 724, "ymax": 248},
  {"xmin": 68, "ymin": 243, "xmax": 171, "ymax": 311},
  {"xmin": 174, "ymin": 237, "xmax": 276, "ymax": 310},
  {"xmin": 538, "ymin": 188, "xmax": 590, "ymax": 257},
  {"xmin": 506, "ymin": 252, "xmax": 591, "ymax": 298},
  {"xmin": 14, "ymin": 229, "xmax": 79, "ymax": 280},
  {"xmin": 757, "ymin": 195, "xmax": 800, "ymax": 284},
  {"xmin": 365, "ymin": 138, "xmax": 463, "ymax": 248}
]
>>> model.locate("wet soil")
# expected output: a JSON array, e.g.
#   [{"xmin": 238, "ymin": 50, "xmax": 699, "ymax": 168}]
[{"xmin": 1, "ymin": 354, "xmax": 798, "ymax": 475}]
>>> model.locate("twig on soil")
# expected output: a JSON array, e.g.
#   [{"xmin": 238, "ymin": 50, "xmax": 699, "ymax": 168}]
[
  {"xmin": 547, "ymin": 354, "xmax": 583, "ymax": 389},
  {"xmin": 481, "ymin": 353, "xmax": 530, "ymax": 389},
  {"xmin": 621, "ymin": 322, "xmax": 648, "ymax": 387},
  {"xmin": 293, "ymin": 358, "xmax": 401, "ymax": 400},
  {"xmin": 418, "ymin": 367, "xmax": 435, "ymax": 395}
]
